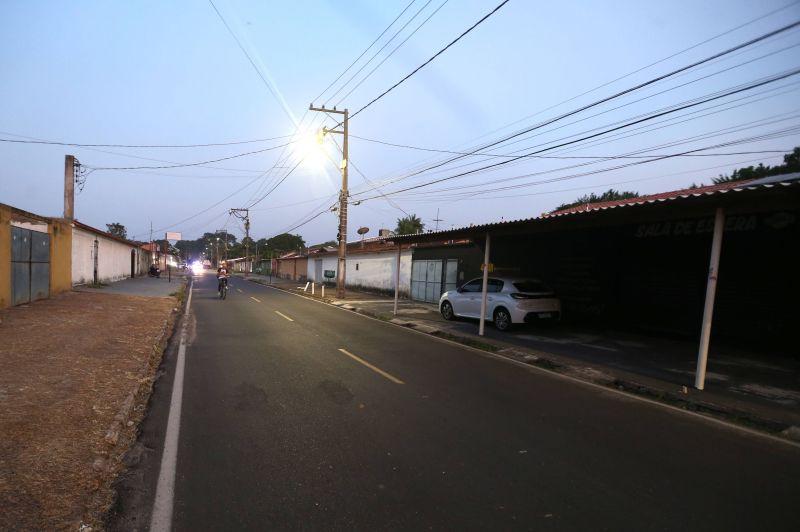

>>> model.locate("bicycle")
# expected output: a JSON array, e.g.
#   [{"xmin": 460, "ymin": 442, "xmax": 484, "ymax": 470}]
[{"xmin": 218, "ymin": 277, "xmax": 228, "ymax": 300}]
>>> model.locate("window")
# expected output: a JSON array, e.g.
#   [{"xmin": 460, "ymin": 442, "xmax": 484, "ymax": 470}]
[
  {"xmin": 488, "ymin": 279, "xmax": 504, "ymax": 293},
  {"xmin": 460, "ymin": 279, "xmax": 483, "ymax": 292}
]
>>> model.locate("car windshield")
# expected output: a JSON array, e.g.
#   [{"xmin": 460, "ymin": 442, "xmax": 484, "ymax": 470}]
[{"xmin": 512, "ymin": 281, "xmax": 551, "ymax": 293}]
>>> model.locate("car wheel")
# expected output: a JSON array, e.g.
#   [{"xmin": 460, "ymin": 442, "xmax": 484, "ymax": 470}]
[
  {"xmin": 493, "ymin": 307, "xmax": 512, "ymax": 331},
  {"xmin": 441, "ymin": 301, "xmax": 455, "ymax": 320}
]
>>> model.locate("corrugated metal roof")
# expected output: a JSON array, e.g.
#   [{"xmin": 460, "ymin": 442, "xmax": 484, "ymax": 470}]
[{"xmin": 381, "ymin": 177, "xmax": 800, "ymax": 242}]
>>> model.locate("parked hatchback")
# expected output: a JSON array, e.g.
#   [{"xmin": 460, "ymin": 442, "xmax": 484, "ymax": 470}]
[{"xmin": 439, "ymin": 277, "xmax": 561, "ymax": 331}]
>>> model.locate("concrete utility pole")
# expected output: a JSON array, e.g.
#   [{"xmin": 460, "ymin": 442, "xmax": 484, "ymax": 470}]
[
  {"xmin": 309, "ymin": 104, "xmax": 349, "ymax": 298},
  {"xmin": 230, "ymin": 208, "xmax": 251, "ymax": 277},
  {"xmin": 64, "ymin": 155, "xmax": 75, "ymax": 220}
]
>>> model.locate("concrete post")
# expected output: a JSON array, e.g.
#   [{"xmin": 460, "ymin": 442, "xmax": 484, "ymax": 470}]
[
  {"xmin": 64, "ymin": 155, "xmax": 75, "ymax": 220},
  {"xmin": 695, "ymin": 207, "xmax": 726, "ymax": 390},
  {"xmin": 479, "ymin": 232, "xmax": 491, "ymax": 336},
  {"xmin": 393, "ymin": 243, "xmax": 401, "ymax": 315}
]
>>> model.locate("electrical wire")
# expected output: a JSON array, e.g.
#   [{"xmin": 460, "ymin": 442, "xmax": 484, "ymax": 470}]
[
  {"xmin": 312, "ymin": 0, "xmax": 418, "ymax": 104},
  {"xmin": 348, "ymin": 0, "xmax": 512, "ymax": 120},
  {"xmin": 334, "ymin": 0, "xmax": 451, "ymax": 106},
  {"xmin": 361, "ymin": 20, "xmax": 800, "ymax": 183},
  {"xmin": 0, "ymin": 132, "xmax": 292, "ymax": 148},
  {"xmin": 84, "ymin": 141, "xmax": 295, "ymax": 171},
  {"xmin": 324, "ymin": 0, "xmax": 437, "ymax": 105}
]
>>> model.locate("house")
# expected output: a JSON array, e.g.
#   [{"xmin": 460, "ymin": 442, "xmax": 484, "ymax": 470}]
[{"xmin": 72, "ymin": 220, "xmax": 151, "ymax": 285}]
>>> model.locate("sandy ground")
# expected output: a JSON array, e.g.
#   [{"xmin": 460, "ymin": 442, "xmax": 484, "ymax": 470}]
[{"xmin": 0, "ymin": 290, "xmax": 178, "ymax": 531}]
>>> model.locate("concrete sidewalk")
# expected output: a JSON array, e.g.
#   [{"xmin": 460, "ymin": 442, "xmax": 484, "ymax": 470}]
[
  {"xmin": 75, "ymin": 271, "xmax": 189, "ymax": 297},
  {"xmin": 241, "ymin": 272, "xmax": 800, "ymax": 442}
]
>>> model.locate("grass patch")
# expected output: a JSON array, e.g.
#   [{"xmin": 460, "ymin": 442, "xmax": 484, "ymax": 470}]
[{"xmin": 86, "ymin": 282, "xmax": 109, "ymax": 288}]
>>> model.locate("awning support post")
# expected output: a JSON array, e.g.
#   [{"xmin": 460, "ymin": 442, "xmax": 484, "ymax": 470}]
[
  {"xmin": 695, "ymin": 207, "xmax": 726, "ymax": 390},
  {"xmin": 393, "ymin": 243, "xmax": 401, "ymax": 315},
  {"xmin": 479, "ymin": 232, "xmax": 491, "ymax": 336}
]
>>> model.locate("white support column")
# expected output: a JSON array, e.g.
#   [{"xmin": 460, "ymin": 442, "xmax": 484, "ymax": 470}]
[
  {"xmin": 393, "ymin": 243, "xmax": 401, "ymax": 315},
  {"xmin": 479, "ymin": 232, "xmax": 491, "ymax": 337},
  {"xmin": 695, "ymin": 207, "xmax": 726, "ymax": 390}
]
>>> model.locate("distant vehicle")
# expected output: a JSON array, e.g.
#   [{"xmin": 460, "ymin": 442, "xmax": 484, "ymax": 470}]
[
  {"xmin": 202, "ymin": 259, "xmax": 212, "ymax": 269},
  {"xmin": 439, "ymin": 276, "xmax": 561, "ymax": 331}
]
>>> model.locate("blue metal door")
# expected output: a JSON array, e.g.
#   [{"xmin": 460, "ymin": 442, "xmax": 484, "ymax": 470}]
[{"xmin": 10, "ymin": 226, "xmax": 50, "ymax": 305}]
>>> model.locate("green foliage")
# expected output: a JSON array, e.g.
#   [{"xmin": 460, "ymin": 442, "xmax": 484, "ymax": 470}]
[
  {"xmin": 553, "ymin": 189, "xmax": 640, "ymax": 212},
  {"xmin": 395, "ymin": 214, "xmax": 424, "ymax": 235},
  {"xmin": 713, "ymin": 147, "xmax": 800, "ymax": 184},
  {"xmin": 106, "ymin": 222, "xmax": 127, "ymax": 239}
]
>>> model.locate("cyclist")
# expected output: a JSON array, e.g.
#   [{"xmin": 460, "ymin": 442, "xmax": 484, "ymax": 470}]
[{"xmin": 217, "ymin": 262, "xmax": 229, "ymax": 296}]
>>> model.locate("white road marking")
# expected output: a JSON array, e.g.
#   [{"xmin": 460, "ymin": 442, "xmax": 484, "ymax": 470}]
[
  {"xmin": 338, "ymin": 348, "xmax": 405, "ymax": 384},
  {"xmin": 237, "ymin": 288, "xmax": 243, "ymax": 293},
  {"xmin": 250, "ymin": 296, "xmax": 261, "ymax": 303},
  {"xmin": 150, "ymin": 278, "xmax": 193, "ymax": 532},
  {"xmin": 275, "ymin": 310, "xmax": 294, "ymax": 322}
]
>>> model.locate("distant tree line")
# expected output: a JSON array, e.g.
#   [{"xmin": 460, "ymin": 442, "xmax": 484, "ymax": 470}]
[{"xmin": 712, "ymin": 146, "xmax": 799, "ymax": 184}]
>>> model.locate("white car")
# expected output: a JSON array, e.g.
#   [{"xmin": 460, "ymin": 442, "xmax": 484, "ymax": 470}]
[{"xmin": 439, "ymin": 277, "xmax": 561, "ymax": 331}]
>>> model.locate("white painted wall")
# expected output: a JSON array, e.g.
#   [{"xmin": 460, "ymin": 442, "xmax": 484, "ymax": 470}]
[
  {"xmin": 72, "ymin": 227, "xmax": 143, "ymax": 285},
  {"xmin": 307, "ymin": 249, "xmax": 412, "ymax": 295},
  {"xmin": 306, "ymin": 256, "xmax": 338, "ymax": 283}
]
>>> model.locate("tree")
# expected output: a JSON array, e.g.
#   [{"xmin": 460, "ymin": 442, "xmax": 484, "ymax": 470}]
[
  {"xmin": 267, "ymin": 233, "xmax": 306, "ymax": 253},
  {"xmin": 106, "ymin": 223, "xmax": 127, "ymax": 239},
  {"xmin": 552, "ymin": 189, "xmax": 639, "ymax": 212},
  {"xmin": 395, "ymin": 214, "xmax": 424, "ymax": 235},
  {"xmin": 713, "ymin": 147, "xmax": 800, "ymax": 184}
]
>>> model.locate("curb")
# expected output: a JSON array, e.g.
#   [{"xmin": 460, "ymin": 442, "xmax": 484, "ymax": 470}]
[
  {"xmin": 249, "ymin": 278, "xmax": 800, "ymax": 443},
  {"xmin": 85, "ymin": 277, "xmax": 190, "ymax": 524}
]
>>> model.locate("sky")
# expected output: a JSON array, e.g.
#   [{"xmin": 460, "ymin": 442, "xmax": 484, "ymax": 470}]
[{"xmin": 2, "ymin": 0, "xmax": 799, "ymax": 246}]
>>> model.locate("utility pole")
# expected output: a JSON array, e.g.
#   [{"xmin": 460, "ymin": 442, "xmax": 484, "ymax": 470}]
[
  {"xmin": 309, "ymin": 104, "xmax": 349, "ymax": 298},
  {"xmin": 433, "ymin": 208, "xmax": 443, "ymax": 232},
  {"xmin": 230, "ymin": 208, "xmax": 250, "ymax": 278}
]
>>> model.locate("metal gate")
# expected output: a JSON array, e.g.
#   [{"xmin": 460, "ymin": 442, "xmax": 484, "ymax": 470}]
[
  {"xmin": 411, "ymin": 259, "xmax": 458, "ymax": 303},
  {"xmin": 11, "ymin": 227, "xmax": 50, "ymax": 305}
]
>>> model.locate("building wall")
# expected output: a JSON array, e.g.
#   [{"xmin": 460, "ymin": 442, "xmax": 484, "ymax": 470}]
[
  {"xmin": 72, "ymin": 227, "xmax": 139, "ymax": 285},
  {"xmin": 0, "ymin": 205, "xmax": 11, "ymax": 308},
  {"xmin": 49, "ymin": 219, "xmax": 72, "ymax": 295},
  {"xmin": 306, "ymin": 250, "xmax": 412, "ymax": 295},
  {"xmin": 306, "ymin": 256, "xmax": 338, "ymax": 283},
  {"xmin": 346, "ymin": 249, "xmax": 412, "ymax": 295}
]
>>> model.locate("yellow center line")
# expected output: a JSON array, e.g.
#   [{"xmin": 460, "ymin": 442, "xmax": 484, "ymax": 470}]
[
  {"xmin": 337, "ymin": 348, "xmax": 405, "ymax": 385},
  {"xmin": 274, "ymin": 310, "xmax": 294, "ymax": 322},
  {"xmin": 250, "ymin": 296, "xmax": 261, "ymax": 303}
]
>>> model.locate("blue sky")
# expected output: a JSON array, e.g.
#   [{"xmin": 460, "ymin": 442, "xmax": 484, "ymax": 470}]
[{"xmin": 2, "ymin": 0, "xmax": 799, "ymax": 245}]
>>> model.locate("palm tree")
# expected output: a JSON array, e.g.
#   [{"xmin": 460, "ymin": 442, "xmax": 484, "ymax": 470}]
[{"xmin": 395, "ymin": 214, "xmax": 424, "ymax": 235}]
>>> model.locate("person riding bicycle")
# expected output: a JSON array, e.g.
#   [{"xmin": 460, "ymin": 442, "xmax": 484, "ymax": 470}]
[{"xmin": 217, "ymin": 262, "xmax": 229, "ymax": 293}]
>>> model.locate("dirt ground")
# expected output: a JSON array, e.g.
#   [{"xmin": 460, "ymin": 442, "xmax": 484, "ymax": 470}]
[{"xmin": 0, "ymin": 290, "xmax": 178, "ymax": 531}]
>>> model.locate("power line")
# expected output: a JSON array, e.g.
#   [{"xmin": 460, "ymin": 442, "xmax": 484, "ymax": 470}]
[
  {"xmin": 367, "ymin": 20, "xmax": 800, "ymax": 183},
  {"xmin": 85, "ymin": 141, "xmax": 295, "ymax": 171},
  {"xmin": 349, "ymin": 0, "xmax": 512, "ymax": 120},
  {"xmin": 313, "ymin": 0, "xmax": 418, "ymax": 103},
  {"xmin": 358, "ymin": 70, "xmax": 800, "ymax": 201},
  {"xmin": 0, "ymin": 132, "xmax": 292, "ymax": 148},
  {"xmin": 324, "ymin": 0, "xmax": 437, "ymax": 105},
  {"xmin": 335, "ymin": 0, "xmax": 451, "ymax": 106}
]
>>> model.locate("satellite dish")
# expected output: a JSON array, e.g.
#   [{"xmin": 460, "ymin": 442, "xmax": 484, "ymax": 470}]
[{"xmin": 357, "ymin": 227, "xmax": 369, "ymax": 235}]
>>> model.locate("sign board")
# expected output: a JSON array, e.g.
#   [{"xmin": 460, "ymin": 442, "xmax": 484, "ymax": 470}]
[
  {"xmin": 165, "ymin": 231, "xmax": 182, "ymax": 241},
  {"xmin": 324, "ymin": 269, "xmax": 336, "ymax": 279},
  {"xmin": 480, "ymin": 263, "xmax": 495, "ymax": 273}
]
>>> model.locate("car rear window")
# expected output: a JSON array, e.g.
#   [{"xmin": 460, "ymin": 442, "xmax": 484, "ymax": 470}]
[{"xmin": 513, "ymin": 281, "xmax": 551, "ymax": 293}]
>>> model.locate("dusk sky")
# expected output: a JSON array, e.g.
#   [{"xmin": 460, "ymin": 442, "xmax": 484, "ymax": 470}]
[{"xmin": 2, "ymin": 0, "xmax": 799, "ymax": 246}]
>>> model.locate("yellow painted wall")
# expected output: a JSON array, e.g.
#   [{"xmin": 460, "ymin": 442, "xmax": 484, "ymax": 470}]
[
  {"xmin": 49, "ymin": 220, "xmax": 72, "ymax": 295},
  {"xmin": 0, "ymin": 205, "xmax": 11, "ymax": 309}
]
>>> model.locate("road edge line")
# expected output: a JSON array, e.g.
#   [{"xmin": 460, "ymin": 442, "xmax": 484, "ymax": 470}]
[{"xmin": 149, "ymin": 277, "xmax": 193, "ymax": 531}]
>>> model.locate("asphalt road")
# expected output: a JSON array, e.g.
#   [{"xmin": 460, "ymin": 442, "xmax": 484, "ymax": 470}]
[{"xmin": 110, "ymin": 272, "xmax": 800, "ymax": 531}]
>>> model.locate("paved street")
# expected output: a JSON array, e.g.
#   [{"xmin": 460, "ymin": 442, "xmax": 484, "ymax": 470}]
[{"xmin": 111, "ymin": 271, "xmax": 800, "ymax": 531}]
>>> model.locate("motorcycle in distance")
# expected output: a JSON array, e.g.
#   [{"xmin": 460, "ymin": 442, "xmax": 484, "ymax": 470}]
[{"xmin": 148, "ymin": 264, "xmax": 161, "ymax": 278}]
